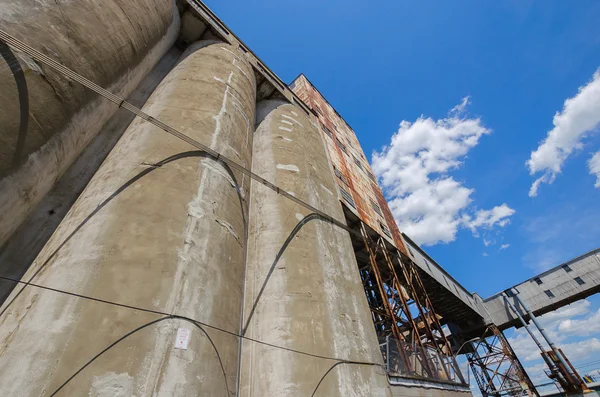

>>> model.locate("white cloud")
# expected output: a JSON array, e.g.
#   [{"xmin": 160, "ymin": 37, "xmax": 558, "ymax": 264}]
[
  {"xmin": 483, "ymin": 239, "xmax": 492, "ymax": 247},
  {"xmin": 508, "ymin": 300, "xmax": 595, "ymax": 362},
  {"xmin": 500, "ymin": 244, "xmax": 510, "ymax": 250},
  {"xmin": 589, "ymin": 151, "xmax": 600, "ymax": 188},
  {"xmin": 482, "ymin": 252, "xmax": 488, "ymax": 257},
  {"xmin": 465, "ymin": 204, "xmax": 515, "ymax": 234},
  {"xmin": 372, "ymin": 98, "xmax": 515, "ymax": 246},
  {"xmin": 527, "ymin": 69, "xmax": 600, "ymax": 196},
  {"xmin": 558, "ymin": 308, "xmax": 600, "ymax": 336}
]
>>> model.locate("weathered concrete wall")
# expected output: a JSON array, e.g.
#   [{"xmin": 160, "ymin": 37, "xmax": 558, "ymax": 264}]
[
  {"xmin": 0, "ymin": 0, "xmax": 180, "ymax": 247},
  {"xmin": 0, "ymin": 41, "xmax": 255, "ymax": 396},
  {"xmin": 240, "ymin": 100, "xmax": 391, "ymax": 397},
  {"xmin": 0, "ymin": 47, "xmax": 182, "ymax": 304}
]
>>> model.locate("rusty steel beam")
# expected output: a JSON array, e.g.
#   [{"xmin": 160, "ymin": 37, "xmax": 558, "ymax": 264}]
[
  {"xmin": 357, "ymin": 221, "xmax": 465, "ymax": 383},
  {"xmin": 467, "ymin": 325, "xmax": 538, "ymax": 397},
  {"xmin": 394, "ymin": 249, "xmax": 464, "ymax": 382},
  {"xmin": 359, "ymin": 222, "xmax": 414, "ymax": 374}
]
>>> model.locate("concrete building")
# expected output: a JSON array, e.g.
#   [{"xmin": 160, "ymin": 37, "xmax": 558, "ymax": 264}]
[{"xmin": 0, "ymin": 1, "xmax": 597, "ymax": 397}]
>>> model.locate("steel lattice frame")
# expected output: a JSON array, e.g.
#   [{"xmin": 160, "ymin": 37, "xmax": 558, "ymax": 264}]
[
  {"xmin": 467, "ymin": 325, "xmax": 538, "ymax": 397},
  {"xmin": 358, "ymin": 222, "xmax": 464, "ymax": 383}
]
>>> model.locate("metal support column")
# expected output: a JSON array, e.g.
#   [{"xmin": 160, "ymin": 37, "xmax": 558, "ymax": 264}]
[{"xmin": 466, "ymin": 325, "xmax": 539, "ymax": 397}]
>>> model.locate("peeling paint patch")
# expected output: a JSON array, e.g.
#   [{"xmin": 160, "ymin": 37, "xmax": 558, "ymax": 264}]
[
  {"xmin": 278, "ymin": 126, "xmax": 292, "ymax": 132},
  {"xmin": 276, "ymin": 164, "xmax": 299, "ymax": 173},
  {"xmin": 90, "ymin": 372, "xmax": 133, "ymax": 397}
]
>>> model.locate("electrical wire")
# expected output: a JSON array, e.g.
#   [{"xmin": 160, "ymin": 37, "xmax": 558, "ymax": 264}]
[
  {"xmin": 310, "ymin": 361, "xmax": 384, "ymax": 397},
  {"xmin": 0, "ymin": 29, "xmax": 358, "ymax": 243},
  {"xmin": 0, "ymin": 28, "xmax": 390, "ymax": 396},
  {"xmin": 0, "ymin": 275, "xmax": 379, "ymax": 365},
  {"xmin": 49, "ymin": 316, "xmax": 230, "ymax": 397}
]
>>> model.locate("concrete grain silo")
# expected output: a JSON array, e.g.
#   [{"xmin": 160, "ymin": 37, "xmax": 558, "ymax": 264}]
[{"xmin": 0, "ymin": 1, "xmax": 473, "ymax": 396}]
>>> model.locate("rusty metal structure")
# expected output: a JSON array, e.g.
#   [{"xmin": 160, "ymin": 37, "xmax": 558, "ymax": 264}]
[
  {"xmin": 291, "ymin": 75, "xmax": 468, "ymax": 386},
  {"xmin": 355, "ymin": 221, "xmax": 464, "ymax": 383},
  {"xmin": 466, "ymin": 325, "xmax": 538, "ymax": 397}
]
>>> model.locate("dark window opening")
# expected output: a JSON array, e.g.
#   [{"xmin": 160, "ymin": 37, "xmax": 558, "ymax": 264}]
[
  {"xmin": 574, "ymin": 276, "xmax": 585, "ymax": 285},
  {"xmin": 336, "ymin": 138, "xmax": 347, "ymax": 154},
  {"xmin": 379, "ymin": 221, "xmax": 392, "ymax": 238},
  {"xmin": 315, "ymin": 106, "xmax": 323, "ymax": 116},
  {"xmin": 367, "ymin": 171, "xmax": 378, "ymax": 184},
  {"xmin": 424, "ymin": 259, "xmax": 432, "ymax": 271},
  {"xmin": 370, "ymin": 200, "xmax": 383, "ymax": 217},
  {"xmin": 562, "ymin": 264, "xmax": 572, "ymax": 272},
  {"xmin": 320, "ymin": 123, "xmax": 333, "ymax": 138},
  {"xmin": 534, "ymin": 277, "xmax": 543, "ymax": 285},
  {"xmin": 339, "ymin": 186, "xmax": 355, "ymax": 208},
  {"xmin": 353, "ymin": 156, "xmax": 363, "ymax": 170},
  {"xmin": 544, "ymin": 290, "xmax": 555, "ymax": 298},
  {"xmin": 333, "ymin": 166, "xmax": 349, "ymax": 185}
]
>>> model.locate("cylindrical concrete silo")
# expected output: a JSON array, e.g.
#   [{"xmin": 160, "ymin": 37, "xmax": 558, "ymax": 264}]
[
  {"xmin": 240, "ymin": 100, "xmax": 391, "ymax": 396},
  {"xmin": 0, "ymin": 0, "xmax": 180, "ymax": 246},
  {"xmin": 0, "ymin": 41, "xmax": 255, "ymax": 396}
]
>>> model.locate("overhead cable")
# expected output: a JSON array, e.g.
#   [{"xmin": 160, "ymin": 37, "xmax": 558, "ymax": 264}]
[{"xmin": 0, "ymin": 29, "xmax": 358, "ymax": 240}]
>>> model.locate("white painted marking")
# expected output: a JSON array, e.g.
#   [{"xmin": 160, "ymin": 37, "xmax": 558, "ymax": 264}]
[
  {"xmin": 281, "ymin": 114, "xmax": 301, "ymax": 125},
  {"xmin": 276, "ymin": 164, "xmax": 299, "ymax": 173},
  {"xmin": 278, "ymin": 126, "xmax": 292, "ymax": 132},
  {"xmin": 291, "ymin": 110, "xmax": 299, "ymax": 116},
  {"xmin": 296, "ymin": 213, "xmax": 304, "ymax": 221},
  {"xmin": 280, "ymin": 120, "xmax": 293, "ymax": 125},
  {"xmin": 175, "ymin": 328, "xmax": 191, "ymax": 350},
  {"xmin": 279, "ymin": 136, "xmax": 292, "ymax": 142},
  {"xmin": 320, "ymin": 184, "xmax": 333, "ymax": 195}
]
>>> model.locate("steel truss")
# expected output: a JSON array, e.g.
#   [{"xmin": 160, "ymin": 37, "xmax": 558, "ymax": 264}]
[
  {"xmin": 358, "ymin": 222, "xmax": 464, "ymax": 383},
  {"xmin": 467, "ymin": 325, "xmax": 538, "ymax": 397}
]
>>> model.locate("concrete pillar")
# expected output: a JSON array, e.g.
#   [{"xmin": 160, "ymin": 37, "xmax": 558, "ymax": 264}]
[
  {"xmin": 0, "ymin": 41, "xmax": 255, "ymax": 396},
  {"xmin": 0, "ymin": 0, "xmax": 180, "ymax": 247},
  {"xmin": 240, "ymin": 100, "xmax": 391, "ymax": 397}
]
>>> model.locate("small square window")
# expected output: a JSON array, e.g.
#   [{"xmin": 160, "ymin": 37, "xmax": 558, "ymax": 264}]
[
  {"xmin": 320, "ymin": 123, "xmax": 333, "ymax": 138},
  {"xmin": 562, "ymin": 264, "xmax": 572, "ymax": 272},
  {"xmin": 574, "ymin": 276, "xmax": 585, "ymax": 285},
  {"xmin": 544, "ymin": 290, "xmax": 555, "ymax": 298},
  {"xmin": 423, "ymin": 259, "xmax": 432, "ymax": 271},
  {"xmin": 534, "ymin": 277, "xmax": 543, "ymax": 285}
]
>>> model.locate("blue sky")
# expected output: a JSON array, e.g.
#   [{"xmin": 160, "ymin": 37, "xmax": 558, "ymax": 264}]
[{"xmin": 205, "ymin": 0, "xmax": 600, "ymax": 389}]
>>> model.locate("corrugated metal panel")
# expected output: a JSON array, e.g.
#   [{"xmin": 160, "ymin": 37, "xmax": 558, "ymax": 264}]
[{"xmin": 290, "ymin": 74, "xmax": 407, "ymax": 255}]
